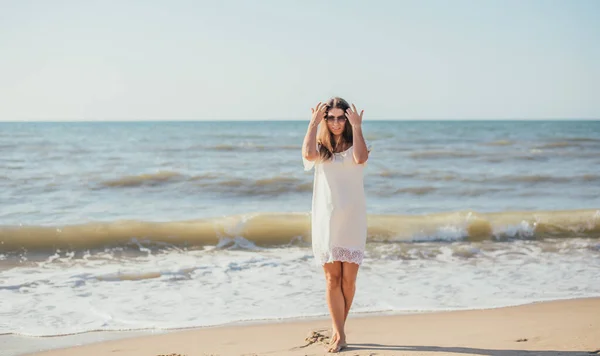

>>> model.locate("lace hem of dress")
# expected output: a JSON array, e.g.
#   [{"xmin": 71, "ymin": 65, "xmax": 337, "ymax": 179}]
[{"xmin": 317, "ymin": 246, "xmax": 364, "ymax": 265}]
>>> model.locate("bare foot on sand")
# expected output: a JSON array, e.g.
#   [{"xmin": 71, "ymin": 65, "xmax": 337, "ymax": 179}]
[
  {"xmin": 326, "ymin": 335, "xmax": 347, "ymax": 353},
  {"xmin": 330, "ymin": 331, "xmax": 338, "ymax": 344}
]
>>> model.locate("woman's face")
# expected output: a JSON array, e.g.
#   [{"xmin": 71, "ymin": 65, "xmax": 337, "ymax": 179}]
[{"xmin": 325, "ymin": 108, "xmax": 347, "ymax": 136}]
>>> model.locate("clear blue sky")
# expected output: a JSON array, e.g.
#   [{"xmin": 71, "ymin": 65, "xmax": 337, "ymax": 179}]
[{"xmin": 1, "ymin": 0, "xmax": 598, "ymax": 120}]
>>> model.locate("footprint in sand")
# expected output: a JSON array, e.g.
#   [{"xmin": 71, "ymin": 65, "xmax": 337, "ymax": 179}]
[
  {"xmin": 293, "ymin": 329, "xmax": 331, "ymax": 350},
  {"xmin": 304, "ymin": 330, "xmax": 330, "ymax": 345}
]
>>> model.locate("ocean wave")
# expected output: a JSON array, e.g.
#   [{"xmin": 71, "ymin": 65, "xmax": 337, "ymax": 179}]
[
  {"xmin": 195, "ymin": 176, "xmax": 312, "ymax": 197},
  {"xmin": 563, "ymin": 137, "xmax": 600, "ymax": 143},
  {"xmin": 371, "ymin": 170, "xmax": 600, "ymax": 185},
  {"xmin": 99, "ymin": 171, "xmax": 185, "ymax": 188},
  {"xmin": 96, "ymin": 171, "xmax": 312, "ymax": 196},
  {"xmin": 409, "ymin": 150, "xmax": 477, "ymax": 159},
  {"xmin": 377, "ymin": 170, "xmax": 420, "ymax": 179},
  {"xmin": 1, "ymin": 209, "xmax": 598, "ymax": 253},
  {"xmin": 535, "ymin": 137, "xmax": 600, "ymax": 149},
  {"xmin": 484, "ymin": 140, "xmax": 514, "ymax": 146},
  {"xmin": 392, "ymin": 186, "xmax": 437, "ymax": 195},
  {"xmin": 365, "ymin": 132, "xmax": 396, "ymax": 141},
  {"xmin": 211, "ymin": 144, "xmax": 299, "ymax": 152},
  {"xmin": 502, "ymin": 175, "xmax": 572, "ymax": 184},
  {"xmin": 499, "ymin": 174, "xmax": 600, "ymax": 184},
  {"xmin": 534, "ymin": 141, "xmax": 582, "ymax": 149}
]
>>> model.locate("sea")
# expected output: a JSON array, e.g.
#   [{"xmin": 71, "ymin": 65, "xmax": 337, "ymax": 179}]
[{"xmin": 0, "ymin": 120, "xmax": 599, "ymax": 338}]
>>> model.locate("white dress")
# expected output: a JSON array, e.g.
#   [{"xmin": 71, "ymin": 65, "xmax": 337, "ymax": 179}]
[{"xmin": 303, "ymin": 146, "xmax": 368, "ymax": 266}]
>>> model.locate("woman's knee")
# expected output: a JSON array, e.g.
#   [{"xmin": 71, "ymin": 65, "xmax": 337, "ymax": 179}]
[
  {"xmin": 341, "ymin": 276, "xmax": 356, "ymax": 292},
  {"xmin": 325, "ymin": 272, "xmax": 342, "ymax": 289}
]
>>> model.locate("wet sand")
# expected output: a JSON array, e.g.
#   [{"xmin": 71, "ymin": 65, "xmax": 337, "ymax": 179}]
[{"xmin": 19, "ymin": 297, "xmax": 600, "ymax": 356}]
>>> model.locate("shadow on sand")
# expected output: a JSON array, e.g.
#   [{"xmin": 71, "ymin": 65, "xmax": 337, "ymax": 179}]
[{"xmin": 344, "ymin": 343, "xmax": 599, "ymax": 355}]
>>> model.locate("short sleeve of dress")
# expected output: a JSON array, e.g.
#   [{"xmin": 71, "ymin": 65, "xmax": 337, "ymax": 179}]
[
  {"xmin": 302, "ymin": 144, "xmax": 320, "ymax": 171},
  {"xmin": 360, "ymin": 143, "xmax": 372, "ymax": 166},
  {"xmin": 303, "ymin": 156, "xmax": 315, "ymax": 171}
]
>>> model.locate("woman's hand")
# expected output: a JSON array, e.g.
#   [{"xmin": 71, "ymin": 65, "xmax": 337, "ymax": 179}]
[
  {"xmin": 310, "ymin": 102, "xmax": 327, "ymax": 126},
  {"xmin": 304, "ymin": 102, "xmax": 325, "ymax": 162},
  {"xmin": 345, "ymin": 104, "xmax": 364, "ymax": 127}
]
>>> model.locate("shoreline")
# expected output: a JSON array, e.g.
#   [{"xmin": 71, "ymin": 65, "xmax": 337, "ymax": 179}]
[{"xmin": 6, "ymin": 297, "xmax": 599, "ymax": 356}]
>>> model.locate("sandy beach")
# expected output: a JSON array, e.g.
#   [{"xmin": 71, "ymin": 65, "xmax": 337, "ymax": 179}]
[{"xmin": 17, "ymin": 297, "xmax": 599, "ymax": 356}]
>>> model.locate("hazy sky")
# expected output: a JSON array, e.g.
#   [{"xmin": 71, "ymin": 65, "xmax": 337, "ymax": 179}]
[{"xmin": 1, "ymin": 0, "xmax": 599, "ymax": 121}]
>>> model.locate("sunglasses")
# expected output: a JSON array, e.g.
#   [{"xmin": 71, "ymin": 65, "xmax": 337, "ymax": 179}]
[{"xmin": 324, "ymin": 115, "xmax": 347, "ymax": 123}]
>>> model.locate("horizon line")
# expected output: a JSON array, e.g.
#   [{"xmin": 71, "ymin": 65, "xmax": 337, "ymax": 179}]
[{"xmin": 0, "ymin": 118, "xmax": 599, "ymax": 123}]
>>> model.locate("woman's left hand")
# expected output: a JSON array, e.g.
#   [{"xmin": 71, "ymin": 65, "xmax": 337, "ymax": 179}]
[{"xmin": 345, "ymin": 104, "xmax": 364, "ymax": 127}]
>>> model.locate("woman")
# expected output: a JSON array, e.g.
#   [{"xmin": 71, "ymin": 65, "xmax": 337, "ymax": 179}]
[{"xmin": 302, "ymin": 97, "xmax": 369, "ymax": 353}]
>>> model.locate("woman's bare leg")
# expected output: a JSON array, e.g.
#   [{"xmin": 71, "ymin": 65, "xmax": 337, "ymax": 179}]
[
  {"xmin": 323, "ymin": 262, "xmax": 345, "ymax": 351},
  {"xmin": 341, "ymin": 262, "xmax": 360, "ymax": 322}
]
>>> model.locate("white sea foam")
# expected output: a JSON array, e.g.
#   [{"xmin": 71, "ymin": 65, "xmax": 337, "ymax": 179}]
[{"xmin": 1, "ymin": 239, "xmax": 599, "ymax": 337}]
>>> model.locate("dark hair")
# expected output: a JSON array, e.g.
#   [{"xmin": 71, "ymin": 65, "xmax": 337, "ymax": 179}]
[{"xmin": 317, "ymin": 97, "xmax": 354, "ymax": 162}]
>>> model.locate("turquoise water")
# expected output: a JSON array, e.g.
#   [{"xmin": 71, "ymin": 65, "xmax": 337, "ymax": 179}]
[{"xmin": 1, "ymin": 120, "xmax": 599, "ymax": 225}]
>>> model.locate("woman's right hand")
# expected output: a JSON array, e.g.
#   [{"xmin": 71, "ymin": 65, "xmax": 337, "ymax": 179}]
[{"xmin": 310, "ymin": 102, "xmax": 327, "ymax": 126}]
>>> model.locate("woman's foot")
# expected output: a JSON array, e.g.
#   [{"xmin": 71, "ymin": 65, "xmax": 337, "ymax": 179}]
[
  {"xmin": 329, "ymin": 330, "xmax": 338, "ymax": 344},
  {"xmin": 326, "ymin": 335, "xmax": 347, "ymax": 353}
]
